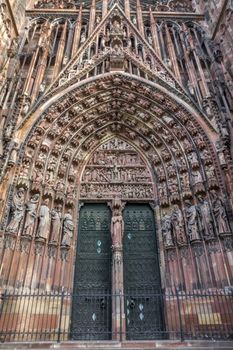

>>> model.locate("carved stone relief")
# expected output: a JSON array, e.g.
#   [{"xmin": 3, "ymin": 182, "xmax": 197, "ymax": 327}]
[{"xmin": 80, "ymin": 138, "xmax": 154, "ymax": 200}]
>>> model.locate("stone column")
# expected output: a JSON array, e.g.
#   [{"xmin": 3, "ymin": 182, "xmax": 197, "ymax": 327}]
[
  {"xmin": 165, "ymin": 23, "xmax": 181, "ymax": 83},
  {"xmin": 109, "ymin": 198, "xmax": 126, "ymax": 340},
  {"xmin": 71, "ymin": 4, "xmax": 83, "ymax": 57},
  {"xmin": 149, "ymin": 8, "xmax": 161, "ymax": 58},
  {"xmin": 136, "ymin": 0, "xmax": 144, "ymax": 37},
  {"xmin": 88, "ymin": 0, "xmax": 96, "ymax": 35},
  {"xmin": 124, "ymin": 0, "xmax": 130, "ymax": 19}
]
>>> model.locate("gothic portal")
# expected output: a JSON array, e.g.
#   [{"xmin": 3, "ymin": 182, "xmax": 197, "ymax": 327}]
[{"xmin": 0, "ymin": 0, "xmax": 233, "ymax": 344}]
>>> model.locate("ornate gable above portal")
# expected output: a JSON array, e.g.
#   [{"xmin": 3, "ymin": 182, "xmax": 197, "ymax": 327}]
[{"xmin": 40, "ymin": 4, "xmax": 186, "ymax": 104}]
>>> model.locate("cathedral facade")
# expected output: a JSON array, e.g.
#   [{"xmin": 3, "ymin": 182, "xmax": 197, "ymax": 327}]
[{"xmin": 0, "ymin": 0, "xmax": 233, "ymax": 345}]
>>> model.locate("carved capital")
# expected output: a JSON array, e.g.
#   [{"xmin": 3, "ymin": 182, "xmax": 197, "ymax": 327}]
[
  {"xmin": 48, "ymin": 242, "xmax": 58, "ymax": 258},
  {"xmin": 108, "ymin": 197, "xmax": 126, "ymax": 214},
  {"xmin": 34, "ymin": 238, "xmax": 45, "ymax": 256},
  {"xmin": 4, "ymin": 232, "xmax": 17, "ymax": 250},
  {"xmin": 19, "ymin": 235, "xmax": 32, "ymax": 254},
  {"xmin": 60, "ymin": 245, "xmax": 70, "ymax": 261}
]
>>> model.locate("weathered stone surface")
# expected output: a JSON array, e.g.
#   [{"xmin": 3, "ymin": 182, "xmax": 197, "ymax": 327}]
[{"xmin": 0, "ymin": 0, "xmax": 232, "ymax": 344}]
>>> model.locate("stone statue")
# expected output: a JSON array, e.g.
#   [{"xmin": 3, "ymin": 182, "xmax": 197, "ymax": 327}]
[
  {"xmin": 212, "ymin": 195, "xmax": 231, "ymax": 235},
  {"xmin": 192, "ymin": 170, "xmax": 203, "ymax": 185},
  {"xmin": 132, "ymin": 16, "xmax": 137, "ymax": 25},
  {"xmin": 185, "ymin": 201, "xmax": 201, "ymax": 242},
  {"xmin": 197, "ymin": 196, "xmax": 214, "ymax": 238},
  {"xmin": 22, "ymin": 99, "xmax": 30, "ymax": 115},
  {"xmin": 80, "ymin": 32, "xmax": 86, "ymax": 44},
  {"xmin": 23, "ymin": 194, "xmax": 40, "ymax": 237},
  {"xmin": 50, "ymin": 205, "xmax": 62, "ymax": 242},
  {"xmin": 161, "ymin": 213, "xmax": 174, "ymax": 247},
  {"xmin": 206, "ymin": 165, "xmax": 215, "ymax": 179},
  {"xmin": 111, "ymin": 207, "xmax": 124, "ymax": 248},
  {"xmin": 61, "ymin": 209, "xmax": 74, "ymax": 246},
  {"xmin": 148, "ymin": 33, "xmax": 153, "ymax": 45},
  {"xmin": 188, "ymin": 152, "xmax": 198, "ymax": 166},
  {"xmin": 6, "ymin": 188, "xmax": 25, "ymax": 233},
  {"xmin": 36, "ymin": 199, "xmax": 50, "ymax": 240},
  {"xmin": 172, "ymin": 205, "xmax": 186, "ymax": 245}
]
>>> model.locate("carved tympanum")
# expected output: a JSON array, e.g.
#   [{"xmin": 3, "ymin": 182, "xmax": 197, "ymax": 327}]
[{"xmin": 81, "ymin": 138, "xmax": 154, "ymax": 200}]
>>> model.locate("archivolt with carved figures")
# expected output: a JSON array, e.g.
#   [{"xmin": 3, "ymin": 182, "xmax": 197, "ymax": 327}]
[{"xmin": 0, "ymin": 72, "xmax": 232, "ymax": 293}]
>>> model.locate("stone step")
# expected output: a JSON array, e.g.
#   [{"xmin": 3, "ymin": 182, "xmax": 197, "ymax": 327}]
[{"xmin": 0, "ymin": 341, "xmax": 233, "ymax": 350}]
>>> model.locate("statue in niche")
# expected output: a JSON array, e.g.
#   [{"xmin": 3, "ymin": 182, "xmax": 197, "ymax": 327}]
[
  {"xmin": 20, "ymin": 161, "xmax": 30, "ymax": 178},
  {"xmin": 212, "ymin": 194, "xmax": 231, "ymax": 235},
  {"xmin": 167, "ymin": 162, "xmax": 176, "ymax": 177},
  {"xmin": 56, "ymin": 180, "xmax": 65, "ymax": 192},
  {"xmin": 147, "ymin": 33, "xmax": 153, "ymax": 45},
  {"xmin": 80, "ymin": 32, "xmax": 86, "ymax": 44},
  {"xmin": 32, "ymin": 170, "xmax": 43, "ymax": 184},
  {"xmin": 168, "ymin": 177, "xmax": 178, "ymax": 194},
  {"xmin": 45, "ymin": 171, "xmax": 54, "ymax": 186},
  {"xmin": 201, "ymin": 149, "xmax": 212, "ymax": 164},
  {"xmin": 185, "ymin": 201, "xmax": 201, "ymax": 242},
  {"xmin": 216, "ymin": 142, "xmax": 227, "ymax": 166},
  {"xmin": 112, "ymin": 18, "xmax": 123, "ymax": 33},
  {"xmin": 23, "ymin": 193, "xmax": 40, "ymax": 237},
  {"xmin": 188, "ymin": 152, "xmax": 199, "ymax": 167},
  {"xmin": 192, "ymin": 170, "xmax": 203, "ymax": 185},
  {"xmin": 113, "ymin": 165, "xmax": 120, "ymax": 182},
  {"xmin": 132, "ymin": 16, "xmax": 137, "ymax": 25},
  {"xmin": 158, "ymin": 181, "xmax": 167, "ymax": 197},
  {"xmin": 161, "ymin": 213, "xmax": 174, "ymax": 247},
  {"xmin": 111, "ymin": 206, "xmax": 124, "ymax": 248},
  {"xmin": 171, "ymin": 205, "xmax": 186, "ymax": 245},
  {"xmin": 6, "ymin": 188, "xmax": 25, "ymax": 233},
  {"xmin": 50, "ymin": 205, "xmax": 62, "ymax": 242},
  {"xmin": 61, "ymin": 209, "xmax": 74, "ymax": 246},
  {"xmin": 183, "ymin": 138, "xmax": 193, "ymax": 152},
  {"xmin": 206, "ymin": 165, "xmax": 216, "ymax": 179},
  {"xmin": 22, "ymin": 99, "xmax": 30, "ymax": 116},
  {"xmin": 36, "ymin": 199, "xmax": 50, "ymax": 240},
  {"xmin": 197, "ymin": 196, "xmax": 214, "ymax": 238},
  {"xmin": 177, "ymin": 157, "xmax": 187, "ymax": 172},
  {"xmin": 181, "ymin": 172, "xmax": 190, "ymax": 188}
]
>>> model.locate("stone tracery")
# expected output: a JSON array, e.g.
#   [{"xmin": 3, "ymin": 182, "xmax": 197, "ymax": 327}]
[
  {"xmin": 0, "ymin": 69, "xmax": 232, "ymax": 292},
  {"xmin": 0, "ymin": 2, "xmax": 232, "ymax": 299}
]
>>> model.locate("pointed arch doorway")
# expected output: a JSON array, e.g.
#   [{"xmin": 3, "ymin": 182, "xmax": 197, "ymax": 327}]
[{"xmin": 71, "ymin": 138, "xmax": 164, "ymax": 340}]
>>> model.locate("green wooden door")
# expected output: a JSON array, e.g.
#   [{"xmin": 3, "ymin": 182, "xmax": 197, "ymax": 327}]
[
  {"xmin": 123, "ymin": 204, "xmax": 164, "ymax": 340},
  {"xmin": 71, "ymin": 204, "xmax": 112, "ymax": 340}
]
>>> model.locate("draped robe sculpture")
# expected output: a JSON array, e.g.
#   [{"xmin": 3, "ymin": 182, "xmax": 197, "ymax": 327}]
[
  {"xmin": 61, "ymin": 209, "xmax": 74, "ymax": 246},
  {"xmin": 23, "ymin": 194, "xmax": 40, "ymax": 237},
  {"xmin": 50, "ymin": 205, "xmax": 62, "ymax": 242},
  {"xmin": 36, "ymin": 199, "xmax": 50, "ymax": 240},
  {"xmin": 185, "ymin": 201, "xmax": 200, "ymax": 242},
  {"xmin": 6, "ymin": 188, "xmax": 25, "ymax": 233},
  {"xmin": 197, "ymin": 196, "xmax": 214, "ymax": 238},
  {"xmin": 212, "ymin": 196, "xmax": 231, "ymax": 234},
  {"xmin": 111, "ymin": 207, "xmax": 124, "ymax": 248}
]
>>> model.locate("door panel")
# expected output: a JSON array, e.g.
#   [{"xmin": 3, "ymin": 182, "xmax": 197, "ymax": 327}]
[
  {"xmin": 123, "ymin": 204, "xmax": 164, "ymax": 340},
  {"xmin": 71, "ymin": 204, "xmax": 112, "ymax": 340}
]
